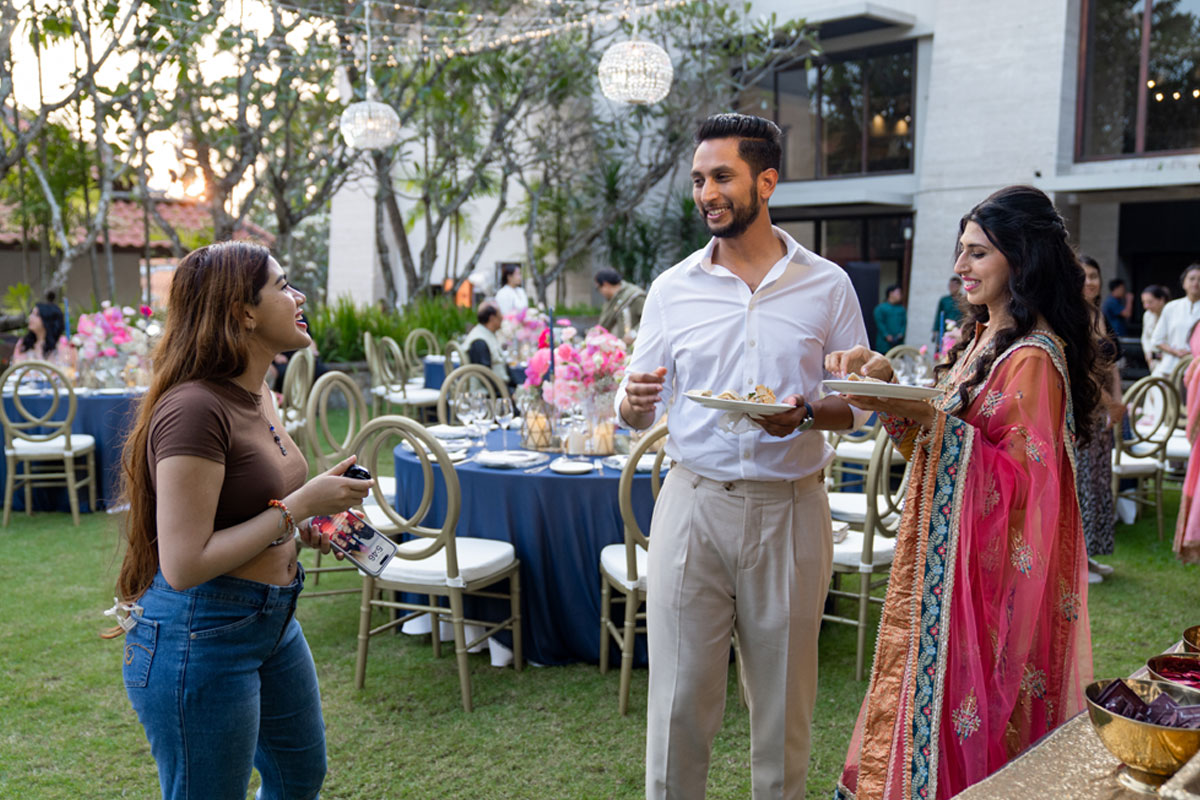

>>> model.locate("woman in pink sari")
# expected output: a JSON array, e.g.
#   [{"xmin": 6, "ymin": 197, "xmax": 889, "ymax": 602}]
[
  {"xmin": 827, "ymin": 186, "xmax": 1104, "ymax": 800},
  {"xmin": 1173, "ymin": 321, "xmax": 1200, "ymax": 563}
]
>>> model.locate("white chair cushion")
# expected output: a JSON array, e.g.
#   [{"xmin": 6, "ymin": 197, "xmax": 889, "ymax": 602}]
[
  {"xmin": 380, "ymin": 536, "xmax": 515, "ymax": 586},
  {"xmin": 1167, "ymin": 434, "xmax": 1191, "ymax": 461},
  {"xmin": 1112, "ymin": 454, "xmax": 1160, "ymax": 476},
  {"xmin": 835, "ymin": 440, "xmax": 905, "ymax": 465},
  {"xmin": 827, "ymin": 491, "xmax": 898, "ymax": 526},
  {"xmin": 386, "ymin": 387, "xmax": 441, "ymax": 406},
  {"xmin": 600, "ymin": 543, "xmax": 648, "ymax": 592},
  {"xmin": 10, "ymin": 434, "xmax": 96, "ymax": 456},
  {"xmin": 832, "ymin": 529, "xmax": 895, "ymax": 569}
]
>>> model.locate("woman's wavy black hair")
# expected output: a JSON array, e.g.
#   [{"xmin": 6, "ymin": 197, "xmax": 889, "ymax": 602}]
[
  {"xmin": 934, "ymin": 185, "xmax": 1105, "ymax": 443},
  {"xmin": 21, "ymin": 302, "xmax": 66, "ymax": 355}
]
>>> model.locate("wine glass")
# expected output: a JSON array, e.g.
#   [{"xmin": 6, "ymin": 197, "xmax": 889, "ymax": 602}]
[
  {"xmin": 455, "ymin": 393, "xmax": 477, "ymax": 439},
  {"xmin": 492, "ymin": 397, "xmax": 514, "ymax": 451}
]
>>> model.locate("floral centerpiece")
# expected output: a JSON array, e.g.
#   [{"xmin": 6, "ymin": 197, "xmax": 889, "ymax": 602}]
[
  {"xmin": 499, "ymin": 307, "xmax": 549, "ymax": 362},
  {"xmin": 72, "ymin": 302, "xmax": 162, "ymax": 388},
  {"xmin": 519, "ymin": 324, "xmax": 627, "ymax": 454}
]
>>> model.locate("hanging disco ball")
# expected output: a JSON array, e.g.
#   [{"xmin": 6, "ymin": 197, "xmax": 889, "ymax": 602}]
[
  {"xmin": 339, "ymin": 99, "xmax": 400, "ymax": 150},
  {"xmin": 598, "ymin": 40, "xmax": 674, "ymax": 105}
]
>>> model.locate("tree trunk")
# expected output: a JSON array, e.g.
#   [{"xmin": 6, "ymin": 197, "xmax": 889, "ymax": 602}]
[{"xmin": 374, "ymin": 194, "xmax": 398, "ymax": 308}]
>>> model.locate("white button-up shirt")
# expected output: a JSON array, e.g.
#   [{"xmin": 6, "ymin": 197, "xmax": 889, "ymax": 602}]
[
  {"xmin": 1150, "ymin": 296, "xmax": 1200, "ymax": 376},
  {"xmin": 615, "ymin": 226, "xmax": 870, "ymax": 482}
]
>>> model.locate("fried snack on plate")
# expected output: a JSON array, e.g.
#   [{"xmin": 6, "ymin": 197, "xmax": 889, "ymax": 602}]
[
  {"xmin": 846, "ymin": 373, "xmax": 888, "ymax": 384},
  {"xmin": 748, "ymin": 384, "xmax": 777, "ymax": 404},
  {"xmin": 716, "ymin": 390, "xmax": 740, "ymax": 400}
]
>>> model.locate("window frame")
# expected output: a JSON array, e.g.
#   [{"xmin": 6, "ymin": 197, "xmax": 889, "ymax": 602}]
[
  {"xmin": 758, "ymin": 40, "xmax": 917, "ymax": 181},
  {"xmin": 1076, "ymin": 0, "xmax": 1200, "ymax": 161}
]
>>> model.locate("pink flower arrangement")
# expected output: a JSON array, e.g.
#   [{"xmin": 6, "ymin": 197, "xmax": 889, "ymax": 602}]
[
  {"xmin": 500, "ymin": 307, "xmax": 549, "ymax": 348},
  {"xmin": 523, "ymin": 325, "xmax": 627, "ymax": 410},
  {"xmin": 72, "ymin": 302, "xmax": 160, "ymax": 364}
]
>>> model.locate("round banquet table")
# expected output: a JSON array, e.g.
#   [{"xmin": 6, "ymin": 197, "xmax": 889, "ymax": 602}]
[
  {"xmin": 1, "ymin": 387, "xmax": 141, "ymax": 513},
  {"xmin": 393, "ymin": 428, "xmax": 656, "ymax": 666}
]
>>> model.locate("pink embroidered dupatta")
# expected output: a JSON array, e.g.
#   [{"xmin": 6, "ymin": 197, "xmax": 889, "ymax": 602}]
[
  {"xmin": 837, "ymin": 332, "xmax": 1093, "ymax": 800},
  {"xmin": 1172, "ymin": 322, "xmax": 1200, "ymax": 563}
]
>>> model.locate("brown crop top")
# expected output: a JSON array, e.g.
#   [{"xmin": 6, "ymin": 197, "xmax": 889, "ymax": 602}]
[{"xmin": 148, "ymin": 380, "xmax": 308, "ymax": 532}]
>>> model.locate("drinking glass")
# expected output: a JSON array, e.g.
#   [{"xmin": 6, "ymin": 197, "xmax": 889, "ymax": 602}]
[
  {"xmin": 468, "ymin": 391, "xmax": 490, "ymax": 446},
  {"xmin": 455, "ymin": 394, "xmax": 477, "ymax": 436},
  {"xmin": 492, "ymin": 397, "xmax": 515, "ymax": 451}
]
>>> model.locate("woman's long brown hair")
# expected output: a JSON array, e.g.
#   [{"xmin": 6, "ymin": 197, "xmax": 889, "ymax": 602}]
[{"xmin": 107, "ymin": 242, "xmax": 271, "ymax": 629}]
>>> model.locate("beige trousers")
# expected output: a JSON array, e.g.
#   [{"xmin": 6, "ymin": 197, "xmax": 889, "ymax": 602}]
[{"xmin": 644, "ymin": 464, "xmax": 832, "ymax": 800}]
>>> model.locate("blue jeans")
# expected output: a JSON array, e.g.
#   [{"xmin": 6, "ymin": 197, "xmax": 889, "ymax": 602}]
[{"xmin": 123, "ymin": 568, "xmax": 326, "ymax": 800}]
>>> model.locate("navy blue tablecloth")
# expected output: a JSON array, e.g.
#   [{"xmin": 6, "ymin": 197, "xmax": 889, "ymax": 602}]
[
  {"xmin": 393, "ymin": 429, "xmax": 655, "ymax": 666},
  {"xmin": 1, "ymin": 389, "xmax": 140, "ymax": 513},
  {"xmin": 423, "ymin": 357, "xmax": 526, "ymax": 390}
]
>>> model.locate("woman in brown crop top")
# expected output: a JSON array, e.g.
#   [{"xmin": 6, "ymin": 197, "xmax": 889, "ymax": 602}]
[{"xmin": 109, "ymin": 241, "xmax": 371, "ymax": 800}]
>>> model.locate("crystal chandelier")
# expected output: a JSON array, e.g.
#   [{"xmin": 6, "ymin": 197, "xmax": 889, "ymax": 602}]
[
  {"xmin": 598, "ymin": 39, "xmax": 674, "ymax": 105},
  {"xmin": 339, "ymin": 0, "xmax": 399, "ymax": 150}
]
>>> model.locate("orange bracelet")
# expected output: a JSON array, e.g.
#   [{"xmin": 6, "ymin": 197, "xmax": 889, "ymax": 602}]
[{"xmin": 267, "ymin": 499, "xmax": 294, "ymax": 547}]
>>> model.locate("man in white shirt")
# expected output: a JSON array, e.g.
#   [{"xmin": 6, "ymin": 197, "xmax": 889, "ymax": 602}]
[
  {"xmin": 1150, "ymin": 264, "xmax": 1200, "ymax": 376},
  {"xmin": 494, "ymin": 263, "xmax": 530, "ymax": 315},
  {"xmin": 616, "ymin": 113, "xmax": 868, "ymax": 800}
]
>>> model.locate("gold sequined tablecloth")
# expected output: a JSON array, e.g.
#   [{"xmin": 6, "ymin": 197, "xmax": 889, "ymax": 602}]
[
  {"xmin": 953, "ymin": 711, "xmax": 1150, "ymax": 799},
  {"xmin": 953, "ymin": 655, "xmax": 1200, "ymax": 800}
]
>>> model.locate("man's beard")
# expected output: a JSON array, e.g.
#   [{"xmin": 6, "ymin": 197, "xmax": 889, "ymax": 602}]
[{"xmin": 703, "ymin": 191, "xmax": 762, "ymax": 239}]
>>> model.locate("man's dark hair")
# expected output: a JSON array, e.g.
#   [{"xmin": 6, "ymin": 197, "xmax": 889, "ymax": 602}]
[
  {"xmin": 1108, "ymin": 278, "xmax": 1126, "ymax": 291},
  {"xmin": 884, "ymin": 283, "xmax": 903, "ymax": 298},
  {"xmin": 948, "ymin": 276, "xmax": 962, "ymax": 285},
  {"xmin": 694, "ymin": 113, "xmax": 782, "ymax": 177},
  {"xmin": 477, "ymin": 304, "xmax": 500, "ymax": 325},
  {"xmin": 594, "ymin": 268, "xmax": 622, "ymax": 287}
]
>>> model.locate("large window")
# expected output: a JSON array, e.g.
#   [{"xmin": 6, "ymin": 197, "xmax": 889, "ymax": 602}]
[
  {"xmin": 740, "ymin": 43, "xmax": 914, "ymax": 180},
  {"xmin": 1079, "ymin": 0, "xmax": 1200, "ymax": 158}
]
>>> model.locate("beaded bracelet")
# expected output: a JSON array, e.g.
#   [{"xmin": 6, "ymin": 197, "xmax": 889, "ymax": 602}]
[{"xmin": 267, "ymin": 499, "xmax": 295, "ymax": 547}]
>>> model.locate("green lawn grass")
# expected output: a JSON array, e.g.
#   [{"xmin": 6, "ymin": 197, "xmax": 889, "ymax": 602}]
[{"xmin": 0, "ymin": 490, "xmax": 1195, "ymax": 799}]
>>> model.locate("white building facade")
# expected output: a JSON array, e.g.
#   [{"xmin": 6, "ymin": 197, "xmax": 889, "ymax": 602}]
[{"xmin": 749, "ymin": 0, "xmax": 1200, "ymax": 350}]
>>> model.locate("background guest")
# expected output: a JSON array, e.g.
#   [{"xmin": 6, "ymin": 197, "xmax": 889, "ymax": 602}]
[
  {"xmin": 1150, "ymin": 263, "xmax": 1200, "ymax": 377},
  {"xmin": 494, "ymin": 263, "xmax": 530, "ymax": 315},
  {"xmin": 594, "ymin": 268, "xmax": 646, "ymax": 342},
  {"xmin": 872, "ymin": 283, "xmax": 906, "ymax": 353},
  {"xmin": 1140, "ymin": 284, "xmax": 1170, "ymax": 372},
  {"xmin": 1079, "ymin": 255, "xmax": 1122, "ymax": 582},
  {"xmin": 464, "ymin": 301, "xmax": 514, "ymax": 389},
  {"xmin": 932, "ymin": 275, "xmax": 963, "ymax": 344},
  {"xmin": 1102, "ymin": 277, "xmax": 1133, "ymax": 337},
  {"xmin": 13, "ymin": 301, "xmax": 75, "ymax": 369}
]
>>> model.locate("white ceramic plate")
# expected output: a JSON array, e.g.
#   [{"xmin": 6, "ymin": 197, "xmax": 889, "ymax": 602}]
[
  {"xmin": 475, "ymin": 450, "xmax": 545, "ymax": 469},
  {"xmin": 549, "ymin": 458, "xmax": 594, "ymax": 475},
  {"xmin": 425, "ymin": 424, "xmax": 471, "ymax": 439},
  {"xmin": 601, "ymin": 454, "xmax": 671, "ymax": 473},
  {"xmin": 683, "ymin": 390, "xmax": 793, "ymax": 417},
  {"xmin": 822, "ymin": 380, "xmax": 942, "ymax": 401}
]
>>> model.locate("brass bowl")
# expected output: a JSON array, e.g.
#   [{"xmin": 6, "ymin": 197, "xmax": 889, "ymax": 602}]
[
  {"xmin": 1184, "ymin": 626, "xmax": 1200, "ymax": 654},
  {"xmin": 1085, "ymin": 679, "xmax": 1200, "ymax": 793},
  {"xmin": 1147, "ymin": 654, "xmax": 1200, "ymax": 690}
]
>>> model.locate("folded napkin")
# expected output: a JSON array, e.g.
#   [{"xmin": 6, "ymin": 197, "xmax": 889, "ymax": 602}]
[{"xmin": 426, "ymin": 423, "xmax": 470, "ymax": 439}]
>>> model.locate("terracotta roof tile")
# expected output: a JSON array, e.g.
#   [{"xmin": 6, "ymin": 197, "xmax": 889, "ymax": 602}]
[{"xmin": 0, "ymin": 197, "xmax": 275, "ymax": 253}]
